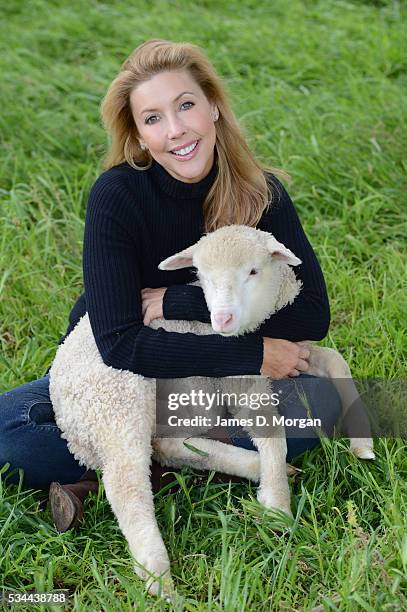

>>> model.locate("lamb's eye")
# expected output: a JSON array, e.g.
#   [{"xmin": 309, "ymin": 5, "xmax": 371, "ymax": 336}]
[{"xmin": 249, "ymin": 269, "xmax": 258, "ymax": 276}]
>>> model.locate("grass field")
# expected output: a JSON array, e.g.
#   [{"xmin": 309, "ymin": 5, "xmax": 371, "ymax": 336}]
[{"xmin": 0, "ymin": 0, "xmax": 406, "ymax": 609}]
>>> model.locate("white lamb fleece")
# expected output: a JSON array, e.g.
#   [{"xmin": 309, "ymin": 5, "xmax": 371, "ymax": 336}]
[{"xmin": 50, "ymin": 315, "xmax": 209, "ymax": 469}]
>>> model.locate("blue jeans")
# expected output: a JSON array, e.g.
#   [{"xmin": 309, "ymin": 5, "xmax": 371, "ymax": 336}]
[
  {"xmin": 0, "ymin": 374, "xmax": 342, "ymax": 490},
  {"xmin": 0, "ymin": 375, "xmax": 86, "ymax": 490}
]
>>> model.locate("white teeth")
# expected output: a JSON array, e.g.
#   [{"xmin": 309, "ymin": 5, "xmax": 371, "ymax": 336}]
[{"xmin": 172, "ymin": 141, "xmax": 198, "ymax": 156}]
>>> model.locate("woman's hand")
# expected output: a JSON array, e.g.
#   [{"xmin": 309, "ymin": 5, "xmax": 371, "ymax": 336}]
[
  {"xmin": 141, "ymin": 287, "xmax": 167, "ymax": 325},
  {"xmin": 260, "ymin": 338, "xmax": 310, "ymax": 379}
]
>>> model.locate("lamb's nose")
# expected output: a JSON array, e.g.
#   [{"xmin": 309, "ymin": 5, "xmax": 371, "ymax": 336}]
[{"xmin": 212, "ymin": 312, "xmax": 234, "ymax": 331}]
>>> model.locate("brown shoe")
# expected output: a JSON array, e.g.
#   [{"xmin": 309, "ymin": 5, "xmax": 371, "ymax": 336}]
[
  {"xmin": 49, "ymin": 481, "xmax": 84, "ymax": 532},
  {"xmin": 49, "ymin": 469, "xmax": 99, "ymax": 532}
]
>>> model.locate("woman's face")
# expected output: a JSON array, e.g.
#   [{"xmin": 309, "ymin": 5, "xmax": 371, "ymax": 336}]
[{"xmin": 130, "ymin": 70, "xmax": 218, "ymax": 183}]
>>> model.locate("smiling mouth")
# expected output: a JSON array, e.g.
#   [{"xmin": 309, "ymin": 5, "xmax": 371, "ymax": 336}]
[{"xmin": 170, "ymin": 140, "xmax": 199, "ymax": 157}]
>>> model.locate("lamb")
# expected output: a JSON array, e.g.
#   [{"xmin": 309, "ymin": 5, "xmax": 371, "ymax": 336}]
[{"xmin": 49, "ymin": 225, "xmax": 374, "ymax": 598}]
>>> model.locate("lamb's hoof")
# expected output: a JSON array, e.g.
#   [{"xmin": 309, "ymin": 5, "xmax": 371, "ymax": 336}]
[
  {"xmin": 135, "ymin": 561, "xmax": 175, "ymax": 600},
  {"xmin": 350, "ymin": 438, "xmax": 375, "ymax": 460},
  {"xmin": 146, "ymin": 573, "xmax": 175, "ymax": 601},
  {"xmin": 352, "ymin": 447, "xmax": 376, "ymax": 460},
  {"xmin": 257, "ymin": 490, "xmax": 293, "ymax": 518}
]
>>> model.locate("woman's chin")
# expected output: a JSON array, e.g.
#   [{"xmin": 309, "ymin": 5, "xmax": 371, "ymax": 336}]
[
  {"xmin": 169, "ymin": 165, "xmax": 209, "ymax": 184},
  {"xmin": 164, "ymin": 150, "xmax": 213, "ymax": 183}
]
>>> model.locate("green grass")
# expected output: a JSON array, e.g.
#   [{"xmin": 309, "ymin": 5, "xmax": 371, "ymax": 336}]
[{"xmin": 0, "ymin": 0, "xmax": 406, "ymax": 609}]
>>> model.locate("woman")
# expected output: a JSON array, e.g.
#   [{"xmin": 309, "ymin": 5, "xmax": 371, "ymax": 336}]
[{"xmin": 0, "ymin": 39, "xmax": 341, "ymax": 530}]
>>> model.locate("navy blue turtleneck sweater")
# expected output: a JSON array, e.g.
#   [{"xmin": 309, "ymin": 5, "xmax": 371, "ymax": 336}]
[{"xmin": 65, "ymin": 160, "xmax": 330, "ymax": 378}]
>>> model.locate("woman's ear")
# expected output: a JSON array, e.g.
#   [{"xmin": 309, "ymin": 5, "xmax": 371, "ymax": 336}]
[
  {"xmin": 211, "ymin": 105, "xmax": 219, "ymax": 122},
  {"xmin": 139, "ymin": 140, "xmax": 147, "ymax": 151}
]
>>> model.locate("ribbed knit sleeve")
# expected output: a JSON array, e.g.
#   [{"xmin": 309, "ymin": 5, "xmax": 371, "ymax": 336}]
[
  {"xmin": 163, "ymin": 285, "xmax": 211, "ymax": 322},
  {"xmin": 83, "ymin": 172, "xmax": 263, "ymax": 378}
]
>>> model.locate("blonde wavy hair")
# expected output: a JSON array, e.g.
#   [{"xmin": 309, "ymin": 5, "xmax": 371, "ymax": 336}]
[{"xmin": 101, "ymin": 39, "xmax": 288, "ymax": 231}]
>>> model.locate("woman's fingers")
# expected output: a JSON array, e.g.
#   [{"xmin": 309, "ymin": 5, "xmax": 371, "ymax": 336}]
[
  {"xmin": 288, "ymin": 358, "xmax": 308, "ymax": 377},
  {"xmin": 299, "ymin": 348, "xmax": 310, "ymax": 360},
  {"xmin": 296, "ymin": 358, "xmax": 309, "ymax": 372}
]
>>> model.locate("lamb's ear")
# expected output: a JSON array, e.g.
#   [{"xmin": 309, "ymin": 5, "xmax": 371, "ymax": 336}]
[
  {"xmin": 158, "ymin": 244, "xmax": 198, "ymax": 270},
  {"xmin": 266, "ymin": 237, "xmax": 302, "ymax": 266}
]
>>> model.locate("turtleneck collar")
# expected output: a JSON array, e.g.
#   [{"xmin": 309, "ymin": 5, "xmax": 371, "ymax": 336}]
[{"xmin": 148, "ymin": 157, "xmax": 218, "ymax": 200}]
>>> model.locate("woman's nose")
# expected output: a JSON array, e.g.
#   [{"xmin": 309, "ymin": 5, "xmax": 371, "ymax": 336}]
[{"xmin": 167, "ymin": 114, "xmax": 186, "ymax": 139}]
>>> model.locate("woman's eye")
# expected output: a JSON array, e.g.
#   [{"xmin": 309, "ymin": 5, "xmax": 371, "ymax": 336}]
[
  {"xmin": 180, "ymin": 101, "xmax": 194, "ymax": 110},
  {"xmin": 144, "ymin": 103, "xmax": 193, "ymax": 124},
  {"xmin": 145, "ymin": 115, "xmax": 159, "ymax": 125}
]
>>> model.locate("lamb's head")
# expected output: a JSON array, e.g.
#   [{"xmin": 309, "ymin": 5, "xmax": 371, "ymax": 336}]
[{"xmin": 159, "ymin": 225, "xmax": 302, "ymax": 336}]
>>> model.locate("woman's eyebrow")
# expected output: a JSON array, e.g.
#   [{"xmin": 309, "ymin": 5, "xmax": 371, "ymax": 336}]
[{"xmin": 140, "ymin": 91, "xmax": 195, "ymax": 114}]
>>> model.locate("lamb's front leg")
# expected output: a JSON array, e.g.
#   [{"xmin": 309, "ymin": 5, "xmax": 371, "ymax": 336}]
[
  {"xmin": 225, "ymin": 378, "xmax": 292, "ymax": 516},
  {"xmin": 251, "ymin": 435, "xmax": 292, "ymax": 518},
  {"xmin": 102, "ymin": 444, "xmax": 174, "ymax": 599},
  {"xmin": 307, "ymin": 345, "xmax": 375, "ymax": 459}
]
